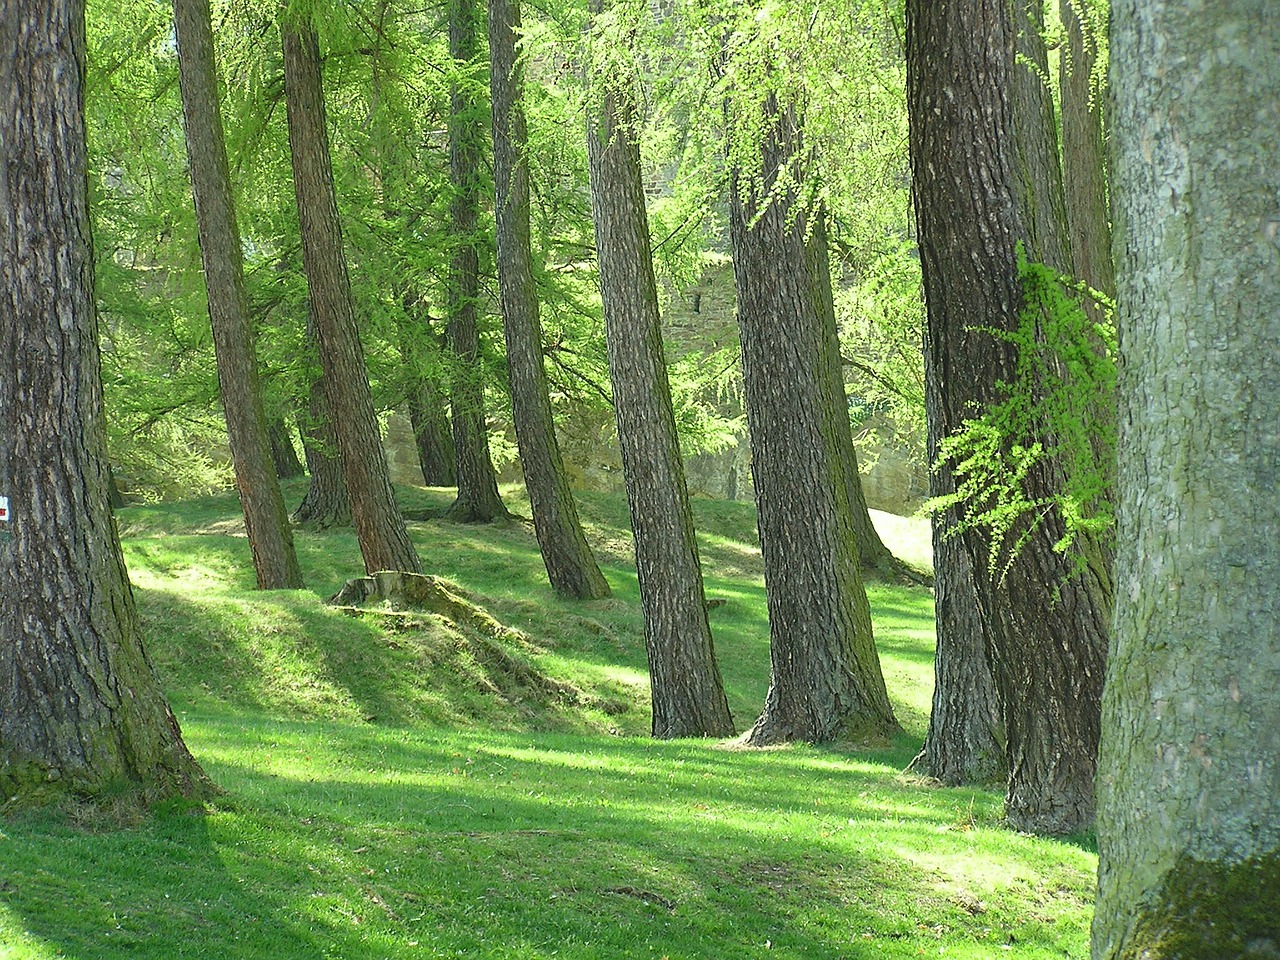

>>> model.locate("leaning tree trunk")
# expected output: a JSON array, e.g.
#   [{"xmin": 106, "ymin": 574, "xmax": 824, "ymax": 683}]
[
  {"xmin": 443, "ymin": 0, "xmax": 507, "ymax": 523},
  {"xmin": 295, "ymin": 344, "xmax": 352, "ymax": 526},
  {"xmin": 399, "ymin": 319, "xmax": 457, "ymax": 487},
  {"xmin": 0, "ymin": 0, "xmax": 208, "ymax": 807},
  {"xmin": 173, "ymin": 0, "xmax": 303, "ymax": 590},
  {"xmin": 729, "ymin": 100, "xmax": 898, "ymax": 746},
  {"xmin": 490, "ymin": 0, "xmax": 610, "ymax": 600},
  {"xmin": 267, "ymin": 416, "xmax": 306, "ymax": 479},
  {"xmin": 906, "ymin": 0, "xmax": 1110, "ymax": 834},
  {"xmin": 1093, "ymin": 2, "xmax": 1280, "ymax": 955},
  {"xmin": 586, "ymin": 0, "xmax": 734, "ymax": 739},
  {"xmin": 282, "ymin": 16, "xmax": 419, "ymax": 573}
]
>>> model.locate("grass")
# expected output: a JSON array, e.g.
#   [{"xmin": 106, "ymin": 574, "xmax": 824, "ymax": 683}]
[{"xmin": 0, "ymin": 481, "xmax": 1095, "ymax": 959}]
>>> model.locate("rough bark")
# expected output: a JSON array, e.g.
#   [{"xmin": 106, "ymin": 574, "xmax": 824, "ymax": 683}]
[
  {"xmin": 729, "ymin": 102, "xmax": 898, "ymax": 746},
  {"xmin": 282, "ymin": 17, "xmax": 419, "ymax": 573},
  {"xmin": 400, "ymin": 323, "xmax": 456, "ymax": 487},
  {"xmin": 0, "ymin": 0, "xmax": 208, "ymax": 807},
  {"xmin": 586, "ymin": 6, "xmax": 734, "ymax": 738},
  {"xmin": 443, "ymin": 0, "xmax": 507, "ymax": 523},
  {"xmin": 906, "ymin": 0, "xmax": 1110, "ymax": 834},
  {"xmin": 490, "ymin": 0, "xmax": 610, "ymax": 600},
  {"xmin": 295, "ymin": 365, "xmax": 352, "ymax": 527},
  {"xmin": 173, "ymin": 0, "xmax": 303, "ymax": 590},
  {"xmin": 1058, "ymin": 0, "xmax": 1114, "ymax": 301},
  {"xmin": 267, "ymin": 416, "xmax": 306, "ymax": 479},
  {"xmin": 1093, "ymin": 3, "xmax": 1280, "ymax": 956}
]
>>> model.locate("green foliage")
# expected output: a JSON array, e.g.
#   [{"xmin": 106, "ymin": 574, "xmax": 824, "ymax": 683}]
[{"xmin": 928, "ymin": 250, "xmax": 1117, "ymax": 580}]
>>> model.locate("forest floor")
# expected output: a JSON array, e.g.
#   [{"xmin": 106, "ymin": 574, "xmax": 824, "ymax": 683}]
[{"xmin": 0, "ymin": 482, "xmax": 1095, "ymax": 958}]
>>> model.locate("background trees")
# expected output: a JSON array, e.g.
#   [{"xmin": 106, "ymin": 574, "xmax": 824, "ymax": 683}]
[{"xmin": 1093, "ymin": 0, "xmax": 1280, "ymax": 953}]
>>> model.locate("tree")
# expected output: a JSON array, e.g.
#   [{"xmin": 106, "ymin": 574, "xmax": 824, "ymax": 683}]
[
  {"xmin": 443, "ymin": 0, "xmax": 508, "ymax": 523},
  {"xmin": 728, "ymin": 99, "xmax": 898, "ymax": 746},
  {"xmin": 294, "ymin": 312, "xmax": 352, "ymax": 527},
  {"xmin": 282, "ymin": 11, "xmax": 419, "ymax": 573},
  {"xmin": 173, "ymin": 0, "xmax": 304, "ymax": 590},
  {"xmin": 586, "ymin": 0, "xmax": 734, "ymax": 739},
  {"xmin": 906, "ymin": 0, "xmax": 1111, "ymax": 834},
  {"xmin": 490, "ymin": 0, "xmax": 611, "ymax": 600},
  {"xmin": 1092, "ymin": 1, "xmax": 1280, "ymax": 954},
  {"xmin": 0, "ymin": 0, "xmax": 207, "ymax": 807}
]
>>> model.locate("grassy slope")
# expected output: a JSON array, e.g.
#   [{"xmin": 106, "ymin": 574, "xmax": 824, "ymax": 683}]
[{"xmin": 0, "ymin": 482, "xmax": 1094, "ymax": 959}]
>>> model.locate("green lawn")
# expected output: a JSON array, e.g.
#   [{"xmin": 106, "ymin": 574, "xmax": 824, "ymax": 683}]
[{"xmin": 0, "ymin": 483, "xmax": 1095, "ymax": 958}]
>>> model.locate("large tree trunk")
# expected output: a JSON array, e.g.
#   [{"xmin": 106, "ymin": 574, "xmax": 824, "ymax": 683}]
[
  {"xmin": 1058, "ymin": 0, "xmax": 1114, "ymax": 304},
  {"xmin": 585, "ymin": 2, "xmax": 734, "ymax": 739},
  {"xmin": 906, "ymin": 0, "xmax": 1110, "ymax": 834},
  {"xmin": 443, "ymin": 0, "xmax": 507, "ymax": 523},
  {"xmin": 729, "ymin": 101, "xmax": 898, "ymax": 746},
  {"xmin": 0, "ymin": 0, "xmax": 207, "ymax": 807},
  {"xmin": 1093, "ymin": 3, "xmax": 1280, "ymax": 955},
  {"xmin": 295, "ymin": 338, "xmax": 352, "ymax": 527},
  {"xmin": 490, "ymin": 0, "xmax": 610, "ymax": 600},
  {"xmin": 282, "ymin": 17, "xmax": 419, "ymax": 573},
  {"xmin": 173, "ymin": 0, "xmax": 304, "ymax": 590}
]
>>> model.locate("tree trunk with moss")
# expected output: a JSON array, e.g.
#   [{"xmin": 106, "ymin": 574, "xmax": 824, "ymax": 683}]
[
  {"xmin": 586, "ymin": 0, "xmax": 734, "ymax": 739},
  {"xmin": 282, "ymin": 17, "xmax": 418, "ymax": 572},
  {"xmin": 729, "ymin": 100, "xmax": 898, "ymax": 746},
  {"xmin": 1092, "ymin": 2, "xmax": 1280, "ymax": 955},
  {"xmin": 173, "ymin": 0, "xmax": 303, "ymax": 590},
  {"xmin": 491, "ymin": 0, "xmax": 610, "ymax": 599},
  {"xmin": 907, "ymin": 0, "xmax": 1110, "ymax": 834},
  {"xmin": 0, "ymin": 0, "xmax": 208, "ymax": 808},
  {"xmin": 443, "ymin": 0, "xmax": 507, "ymax": 523}
]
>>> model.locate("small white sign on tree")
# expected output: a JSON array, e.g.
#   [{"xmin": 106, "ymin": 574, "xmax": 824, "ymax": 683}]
[{"xmin": 0, "ymin": 495, "xmax": 8, "ymax": 522}]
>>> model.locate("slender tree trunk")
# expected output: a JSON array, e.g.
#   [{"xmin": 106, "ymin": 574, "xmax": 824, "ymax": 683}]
[
  {"xmin": 399, "ymin": 321, "xmax": 457, "ymax": 487},
  {"xmin": 729, "ymin": 101, "xmax": 898, "ymax": 746},
  {"xmin": 906, "ymin": 0, "xmax": 1110, "ymax": 834},
  {"xmin": 173, "ymin": 0, "xmax": 303, "ymax": 590},
  {"xmin": 586, "ymin": 1, "xmax": 734, "ymax": 738},
  {"xmin": 443, "ymin": 0, "xmax": 507, "ymax": 523},
  {"xmin": 295, "ymin": 366, "xmax": 352, "ymax": 526},
  {"xmin": 0, "ymin": 0, "xmax": 207, "ymax": 807},
  {"xmin": 282, "ymin": 17, "xmax": 419, "ymax": 573},
  {"xmin": 490, "ymin": 0, "xmax": 610, "ymax": 600},
  {"xmin": 1058, "ymin": 0, "xmax": 1114, "ymax": 302},
  {"xmin": 1094, "ymin": 2, "xmax": 1280, "ymax": 955},
  {"xmin": 267, "ymin": 416, "xmax": 306, "ymax": 479}
]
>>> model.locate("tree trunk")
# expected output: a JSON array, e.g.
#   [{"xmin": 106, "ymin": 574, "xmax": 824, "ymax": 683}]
[
  {"xmin": 586, "ymin": 2, "xmax": 734, "ymax": 739},
  {"xmin": 906, "ymin": 0, "xmax": 1110, "ymax": 834},
  {"xmin": 267, "ymin": 416, "xmax": 306, "ymax": 479},
  {"xmin": 400, "ymin": 323, "xmax": 457, "ymax": 487},
  {"xmin": 173, "ymin": 0, "xmax": 304, "ymax": 590},
  {"xmin": 282, "ymin": 17, "xmax": 419, "ymax": 573},
  {"xmin": 490, "ymin": 0, "xmax": 610, "ymax": 600},
  {"xmin": 443, "ymin": 0, "xmax": 507, "ymax": 523},
  {"xmin": 1093, "ymin": 2, "xmax": 1280, "ymax": 955},
  {"xmin": 729, "ymin": 101, "xmax": 898, "ymax": 746},
  {"xmin": 295, "ymin": 357, "xmax": 352, "ymax": 527},
  {"xmin": 1058, "ymin": 0, "xmax": 1114, "ymax": 301},
  {"xmin": 0, "ymin": 0, "xmax": 208, "ymax": 807}
]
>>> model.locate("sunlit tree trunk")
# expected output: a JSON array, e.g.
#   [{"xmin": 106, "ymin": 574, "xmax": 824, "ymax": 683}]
[
  {"xmin": 1093, "ymin": 2, "xmax": 1280, "ymax": 954},
  {"xmin": 173, "ymin": 0, "xmax": 303, "ymax": 589},
  {"xmin": 729, "ymin": 100, "xmax": 898, "ymax": 746},
  {"xmin": 282, "ymin": 16, "xmax": 419, "ymax": 572},
  {"xmin": 907, "ymin": 0, "xmax": 1110, "ymax": 834},
  {"xmin": 443, "ymin": 0, "xmax": 507, "ymax": 523},
  {"xmin": 491, "ymin": 0, "xmax": 610, "ymax": 599},
  {"xmin": 586, "ymin": 0, "xmax": 734, "ymax": 738},
  {"xmin": 0, "ymin": 0, "xmax": 208, "ymax": 807}
]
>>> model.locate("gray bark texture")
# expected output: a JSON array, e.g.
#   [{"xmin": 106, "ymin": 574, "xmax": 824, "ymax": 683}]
[
  {"xmin": 490, "ymin": 0, "xmax": 610, "ymax": 600},
  {"xmin": 1093, "ymin": 2, "xmax": 1280, "ymax": 956},
  {"xmin": 728, "ymin": 102, "xmax": 899, "ymax": 747},
  {"xmin": 906, "ymin": 0, "xmax": 1110, "ymax": 834},
  {"xmin": 586, "ymin": 8, "xmax": 734, "ymax": 739},
  {"xmin": 0, "ymin": 0, "xmax": 208, "ymax": 807},
  {"xmin": 282, "ymin": 17, "xmax": 419, "ymax": 573},
  {"xmin": 443, "ymin": 0, "xmax": 507, "ymax": 524},
  {"xmin": 173, "ymin": 0, "xmax": 304, "ymax": 590}
]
